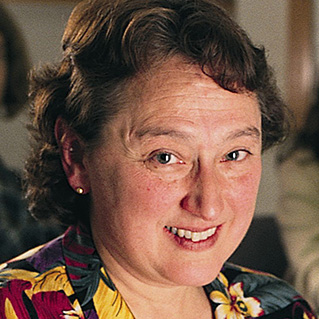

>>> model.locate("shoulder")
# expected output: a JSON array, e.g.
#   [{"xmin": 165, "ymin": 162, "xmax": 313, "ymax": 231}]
[
  {"xmin": 205, "ymin": 262, "xmax": 317, "ymax": 319},
  {"xmin": 280, "ymin": 148, "xmax": 319, "ymax": 178},
  {"xmin": 0, "ymin": 236, "xmax": 75, "ymax": 311},
  {"xmin": 0, "ymin": 234, "xmax": 65, "ymax": 277},
  {"xmin": 279, "ymin": 148, "xmax": 319, "ymax": 196},
  {"xmin": 0, "ymin": 229, "xmax": 92, "ymax": 318},
  {"xmin": 0, "ymin": 236, "xmax": 79, "ymax": 318}
]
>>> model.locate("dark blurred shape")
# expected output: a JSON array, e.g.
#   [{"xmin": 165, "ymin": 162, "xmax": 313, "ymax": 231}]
[{"xmin": 229, "ymin": 215, "xmax": 288, "ymax": 278}]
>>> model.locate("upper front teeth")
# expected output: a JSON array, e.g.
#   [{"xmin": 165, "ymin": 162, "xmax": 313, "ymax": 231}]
[{"xmin": 166, "ymin": 226, "xmax": 217, "ymax": 242}]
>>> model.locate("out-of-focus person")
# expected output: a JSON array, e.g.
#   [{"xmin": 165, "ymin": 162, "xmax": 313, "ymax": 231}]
[
  {"xmin": 0, "ymin": 1, "xmax": 63, "ymax": 262},
  {"xmin": 278, "ymin": 85, "xmax": 319, "ymax": 314},
  {"xmin": 0, "ymin": 2, "xmax": 29, "ymax": 117}
]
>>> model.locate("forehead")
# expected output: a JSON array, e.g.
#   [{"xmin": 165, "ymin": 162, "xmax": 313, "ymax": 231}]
[{"xmin": 125, "ymin": 57, "xmax": 260, "ymax": 127}]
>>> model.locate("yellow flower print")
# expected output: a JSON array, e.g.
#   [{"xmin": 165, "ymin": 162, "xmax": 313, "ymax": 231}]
[
  {"xmin": 303, "ymin": 310, "xmax": 316, "ymax": 319},
  {"xmin": 210, "ymin": 273, "xmax": 264, "ymax": 319}
]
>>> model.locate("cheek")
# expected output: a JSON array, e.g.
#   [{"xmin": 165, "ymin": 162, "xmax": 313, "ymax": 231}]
[
  {"xmin": 225, "ymin": 169, "xmax": 261, "ymax": 246},
  {"xmin": 93, "ymin": 162, "xmax": 180, "ymax": 222},
  {"xmin": 228, "ymin": 166, "xmax": 262, "ymax": 215},
  {"xmin": 123, "ymin": 171, "xmax": 182, "ymax": 215}
]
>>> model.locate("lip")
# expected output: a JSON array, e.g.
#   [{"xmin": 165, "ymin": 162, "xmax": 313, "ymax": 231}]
[
  {"xmin": 165, "ymin": 225, "xmax": 217, "ymax": 240},
  {"xmin": 164, "ymin": 225, "xmax": 221, "ymax": 251},
  {"xmin": 166, "ymin": 226, "xmax": 217, "ymax": 233}
]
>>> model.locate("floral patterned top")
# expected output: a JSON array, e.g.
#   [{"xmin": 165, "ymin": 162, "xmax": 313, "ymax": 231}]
[{"xmin": 0, "ymin": 224, "xmax": 316, "ymax": 319}]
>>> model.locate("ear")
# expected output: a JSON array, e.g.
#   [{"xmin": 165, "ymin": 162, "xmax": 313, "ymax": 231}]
[{"xmin": 55, "ymin": 117, "xmax": 91, "ymax": 194}]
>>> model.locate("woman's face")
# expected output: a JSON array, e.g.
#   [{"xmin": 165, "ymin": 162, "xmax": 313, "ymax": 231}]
[{"xmin": 81, "ymin": 57, "xmax": 262, "ymax": 288}]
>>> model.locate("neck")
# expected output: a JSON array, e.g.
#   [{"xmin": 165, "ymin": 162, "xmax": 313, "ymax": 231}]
[
  {"xmin": 92, "ymin": 227, "xmax": 213, "ymax": 319},
  {"xmin": 100, "ymin": 255, "xmax": 212, "ymax": 319},
  {"xmin": 112, "ymin": 271, "xmax": 212, "ymax": 319}
]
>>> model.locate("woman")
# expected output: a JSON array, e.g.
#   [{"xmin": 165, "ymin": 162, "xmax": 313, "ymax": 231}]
[
  {"xmin": 0, "ymin": 0, "xmax": 315, "ymax": 318},
  {"xmin": 278, "ymin": 86, "xmax": 319, "ymax": 313}
]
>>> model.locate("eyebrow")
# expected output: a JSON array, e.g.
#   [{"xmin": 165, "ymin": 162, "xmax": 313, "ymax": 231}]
[
  {"xmin": 226, "ymin": 126, "xmax": 261, "ymax": 141},
  {"xmin": 135, "ymin": 128, "xmax": 194, "ymax": 141},
  {"xmin": 136, "ymin": 125, "xmax": 260, "ymax": 141}
]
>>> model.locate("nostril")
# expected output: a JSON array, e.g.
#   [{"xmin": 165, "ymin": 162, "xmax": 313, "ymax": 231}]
[
  {"xmin": 180, "ymin": 188, "xmax": 222, "ymax": 220},
  {"xmin": 181, "ymin": 167, "xmax": 223, "ymax": 219},
  {"xmin": 180, "ymin": 194, "xmax": 201, "ymax": 214}
]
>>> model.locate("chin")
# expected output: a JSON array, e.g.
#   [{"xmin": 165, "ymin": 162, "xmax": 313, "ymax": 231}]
[{"xmin": 165, "ymin": 262, "xmax": 223, "ymax": 287}]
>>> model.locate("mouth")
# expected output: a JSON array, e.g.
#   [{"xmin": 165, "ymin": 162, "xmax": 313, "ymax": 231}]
[{"xmin": 165, "ymin": 226, "xmax": 217, "ymax": 243}]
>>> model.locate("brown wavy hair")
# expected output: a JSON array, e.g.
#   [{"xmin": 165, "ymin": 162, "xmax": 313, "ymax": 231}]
[
  {"xmin": 25, "ymin": 0, "xmax": 290, "ymax": 225},
  {"xmin": 0, "ymin": 2, "xmax": 29, "ymax": 117}
]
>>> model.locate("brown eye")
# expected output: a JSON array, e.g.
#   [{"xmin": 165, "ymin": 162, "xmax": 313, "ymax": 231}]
[
  {"xmin": 224, "ymin": 150, "xmax": 251, "ymax": 162},
  {"xmin": 144, "ymin": 150, "xmax": 191, "ymax": 182},
  {"xmin": 226, "ymin": 151, "xmax": 240, "ymax": 161},
  {"xmin": 156, "ymin": 153, "xmax": 172, "ymax": 164}
]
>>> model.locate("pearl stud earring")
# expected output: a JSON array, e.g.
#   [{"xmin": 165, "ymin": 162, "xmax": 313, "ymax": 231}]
[{"xmin": 76, "ymin": 187, "xmax": 84, "ymax": 194}]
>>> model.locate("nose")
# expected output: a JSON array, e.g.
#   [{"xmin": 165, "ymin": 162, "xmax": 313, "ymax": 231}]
[{"xmin": 180, "ymin": 165, "xmax": 224, "ymax": 220}]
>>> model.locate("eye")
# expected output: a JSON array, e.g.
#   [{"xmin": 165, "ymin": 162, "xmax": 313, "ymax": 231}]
[
  {"xmin": 223, "ymin": 150, "xmax": 251, "ymax": 162},
  {"xmin": 144, "ymin": 150, "xmax": 185, "ymax": 170},
  {"xmin": 153, "ymin": 152, "xmax": 181, "ymax": 165},
  {"xmin": 144, "ymin": 149, "xmax": 191, "ymax": 181}
]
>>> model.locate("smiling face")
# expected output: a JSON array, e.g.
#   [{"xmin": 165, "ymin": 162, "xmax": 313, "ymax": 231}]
[{"xmin": 76, "ymin": 57, "xmax": 262, "ymax": 288}]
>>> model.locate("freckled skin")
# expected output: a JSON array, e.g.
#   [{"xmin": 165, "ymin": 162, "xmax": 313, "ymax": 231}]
[{"xmin": 78, "ymin": 57, "xmax": 262, "ymax": 290}]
